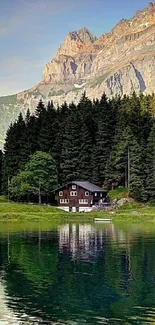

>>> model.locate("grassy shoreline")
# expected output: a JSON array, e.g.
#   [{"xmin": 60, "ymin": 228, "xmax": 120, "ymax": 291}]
[{"xmin": 0, "ymin": 201, "xmax": 154, "ymax": 223}]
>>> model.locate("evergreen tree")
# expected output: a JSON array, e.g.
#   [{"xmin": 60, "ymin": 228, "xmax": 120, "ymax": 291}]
[
  {"xmin": 16, "ymin": 112, "xmax": 28, "ymax": 170},
  {"xmin": 35, "ymin": 98, "xmax": 46, "ymax": 118},
  {"xmin": 91, "ymin": 145, "xmax": 100, "ymax": 185},
  {"xmin": 27, "ymin": 114, "xmax": 39, "ymax": 154},
  {"xmin": 0, "ymin": 150, "xmax": 3, "ymax": 194},
  {"xmin": 78, "ymin": 92, "xmax": 97, "ymax": 142},
  {"xmin": 145, "ymin": 125, "xmax": 155, "ymax": 202},
  {"xmin": 34, "ymin": 99, "xmax": 46, "ymax": 151},
  {"xmin": 3, "ymin": 113, "xmax": 26, "ymax": 179},
  {"xmin": 95, "ymin": 93, "xmax": 115, "ymax": 185},
  {"xmin": 129, "ymin": 138, "xmax": 145, "ymax": 201},
  {"xmin": 128, "ymin": 92, "xmax": 141, "ymax": 138},
  {"xmin": 105, "ymin": 127, "xmax": 144, "ymax": 200},
  {"xmin": 2, "ymin": 92, "xmax": 155, "ymax": 201},
  {"xmin": 55, "ymin": 102, "xmax": 69, "ymax": 181},
  {"xmin": 38, "ymin": 101, "xmax": 58, "ymax": 154},
  {"xmin": 79, "ymin": 123, "xmax": 92, "ymax": 180},
  {"xmin": 104, "ymin": 96, "xmax": 133, "ymax": 188},
  {"xmin": 60, "ymin": 103, "xmax": 83, "ymax": 183}
]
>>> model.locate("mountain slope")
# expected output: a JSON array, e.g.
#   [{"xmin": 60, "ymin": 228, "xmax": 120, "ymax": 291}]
[{"xmin": 1, "ymin": 2, "xmax": 155, "ymax": 147}]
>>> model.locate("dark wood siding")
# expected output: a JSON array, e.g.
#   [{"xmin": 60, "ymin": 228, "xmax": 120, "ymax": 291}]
[{"xmin": 55, "ymin": 184, "xmax": 93, "ymax": 208}]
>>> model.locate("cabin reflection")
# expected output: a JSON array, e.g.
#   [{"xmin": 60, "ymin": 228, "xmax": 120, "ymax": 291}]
[
  {"xmin": 0, "ymin": 224, "xmax": 149, "ymax": 324},
  {"xmin": 58, "ymin": 223, "xmax": 132, "ymax": 279},
  {"xmin": 58, "ymin": 223, "xmax": 123, "ymax": 260}
]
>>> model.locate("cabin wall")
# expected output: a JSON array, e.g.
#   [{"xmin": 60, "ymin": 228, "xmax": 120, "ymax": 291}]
[
  {"xmin": 58, "ymin": 206, "xmax": 92, "ymax": 213},
  {"xmin": 55, "ymin": 184, "xmax": 93, "ymax": 209},
  {"xmin": 93, "ymin": 192, "xmax": 106, "ymax": 205}
]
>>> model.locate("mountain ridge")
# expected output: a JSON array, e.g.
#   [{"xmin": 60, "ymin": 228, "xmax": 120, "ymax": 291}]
[{"xmin": 1, "ymin": 2, "xmax": 155, "ymax": 147}]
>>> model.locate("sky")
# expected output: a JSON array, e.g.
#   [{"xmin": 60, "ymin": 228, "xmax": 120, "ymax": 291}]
[{"xmin": 0, "ymin": 0, "xmax": 151, "ymax": 96}]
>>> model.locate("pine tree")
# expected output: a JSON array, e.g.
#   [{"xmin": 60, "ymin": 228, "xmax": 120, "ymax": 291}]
[
  {"xmin": 35, "ymin": 98, "xmax": 46, "ymax": 118},
  {"xmin": 129, "ymin": 138, "xmax": 145, "ymax": 201},
  {"xmin": 16, "ymin": 112, "xmax": 28, "ymax": 170},
  {"xmin": 95, "ymin": 93, "xmax": 115, "ymax": 185},
  {"xmin": 79, "ymin": 123, "xmax": 92, "ymax": 180},
  {"xmin": 2, "ymin": 92, "xmax": 155, "ymax": 200},
  {"xmin": 78, "ymin": 92, "xmax": 96, "ymax": 141},
  {"xmin": 55, "ymin": 102, "xmax": 69, "ymax": 181},
  {"xmin": 105, "ymin": 126, "xmax": 144, "ymax": 199},
  {"xmin": 91, "ymin": 145, "xmax": 100, "ymax": 185},
  {"xmin": 38, "ymin": 101, "xmax": 58, "ymax": 154},
  {"xmin": 128, "ymin": 92, "xmax": 141, "ymax": 138},
  {"xmin": 0, "ymin": 150, "xmax": 3, "ymax": 194},
  {"xmin": 3, "ymin": 113, "xmax": 26, "ymax": 176},
  {"xmin": 27, "ymin": 114, "xmax": 39, "ymax": 154},
  {"xmin": 145, "ymin": 124, "xmax": 155, "ymax": 203},
  {"xmin": 34, "ymin": 99, "xmax": 46, "ymax": 152},
  {"xmin": 60, "ymin": 103, "xmax": 83, "ymax": 183},
  {"xmin": 104, "ymin": 95, "xmax": 137, "ymax": 188}
]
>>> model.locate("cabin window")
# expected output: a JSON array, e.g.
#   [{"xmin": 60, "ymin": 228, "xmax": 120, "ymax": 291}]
[
  {"xmin": 95, "ymin": 192, "xmax": 97, "ymax": 196},
  {"xmin": 59, "ymin": 191, "xmax": 63, "ymax": 196},
  {"xmin": 85, "ymin": 191, "xmax": 89, "ymax": 196},
  {"xmin": 60, "ymin": 199, "xmax": 69, "ymax": 204},
  {"xmin": 79, "ymin": 199, "xmax": 88, "ymax": 204},
  {"xmin": 72, "ymin": 184, "xmax": 76, "ymax": 190},
  {"xmin": 70, "ymin": 191, "xmax": 77, "ymax": 196},
  {"xmin": 100, "ymin": 193, "xmax": 102, "ymax": 197}
]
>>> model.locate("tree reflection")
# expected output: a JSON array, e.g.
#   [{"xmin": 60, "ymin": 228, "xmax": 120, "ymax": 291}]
[{"xmin": 0, "ymin": 224, "xmax": 155, "ymax": 324}]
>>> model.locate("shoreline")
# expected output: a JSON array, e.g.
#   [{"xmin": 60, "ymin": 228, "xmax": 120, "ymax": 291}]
[{"xmin": 0, "ymin": 202, "xmax": 154, "ymax": 222}]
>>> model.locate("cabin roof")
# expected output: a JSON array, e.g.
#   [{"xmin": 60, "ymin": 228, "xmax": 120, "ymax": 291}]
[
  {"xmin": 71, "ymin": 181, "xmax": 107, "ymax": 193},
  {"xmin": 52, "ymin": 181, "xmax": 107, "ymax": 193}
]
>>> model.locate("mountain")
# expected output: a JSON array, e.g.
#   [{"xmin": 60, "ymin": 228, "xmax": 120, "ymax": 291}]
[{"xmin": 1, "ymin": 2, "xmax": 155, "ymax": 148}]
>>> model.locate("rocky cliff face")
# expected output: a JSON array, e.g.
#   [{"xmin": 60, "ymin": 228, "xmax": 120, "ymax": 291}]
[{"xmin": 1, "ymin": 3, "xmax": 155, "ymax": 147}]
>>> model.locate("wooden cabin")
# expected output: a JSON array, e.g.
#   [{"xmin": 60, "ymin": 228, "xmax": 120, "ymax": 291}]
[{"xmin": 53, "ymin": 181, "xmax": 107, "ymax": 212}]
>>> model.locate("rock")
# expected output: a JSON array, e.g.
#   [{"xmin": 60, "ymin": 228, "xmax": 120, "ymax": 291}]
[
  {"xmin": 117, "ymin": 198, "xmax": 129, "ymax": 207},
  {"xmin": 1, "ymin": 3, "xmax": 155, "ymax": 147}
]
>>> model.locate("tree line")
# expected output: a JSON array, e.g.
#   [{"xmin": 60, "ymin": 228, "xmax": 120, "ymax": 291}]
[{"xmin": 1, "ymin": 91, "xmax": 155, "ymax": 202}]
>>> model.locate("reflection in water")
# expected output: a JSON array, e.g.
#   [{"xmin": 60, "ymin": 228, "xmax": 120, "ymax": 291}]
[
  {"xmin": 0, "ymin": 223, "xmax": 155, "ymax": 324},
  {"xmin": 59, "ymin": 223, "xmax": 131, "ymax": 262},
  {"xmin": 0, "ymin": 280, "xmax": 20, "ymax": 324},
  {"xmin": 59, "ymin": 224, "xmax": 105, "ymax": 260}
]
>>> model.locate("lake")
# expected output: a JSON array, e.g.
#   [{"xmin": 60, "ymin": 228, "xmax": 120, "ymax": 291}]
[{"xmin": 0, "ymin": 221, "xmax": 155, "ymax": 324}]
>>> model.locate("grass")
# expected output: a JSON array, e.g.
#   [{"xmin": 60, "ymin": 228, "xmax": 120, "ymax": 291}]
[
  {"xmin": 0, "ymin": 94, "xmax": 17, "ymax": 105},
  {"xmin": 0, "ymin": 203, "xmax": 67, "ymax": 221},
  {"xmin": 0, "ymin": 195, "xmax": 11, "ymax": 203},
  {"xmin": 0, "ymin": 195, "xmax": 154, "ymax": 223},
  {"xmin": 49, "ymin": 89, "xmax": 64, "ymax": 97},
  {"xmin": 90, "ymin": 72, "xmax": 112, "ymax": 88},
  {"xmin": 108, "ymin": 187, "xmax": 129, "ymax": 200},
  {"xmin": 0, "ymin": 201, "xmax": 154, "ymax": 223}
]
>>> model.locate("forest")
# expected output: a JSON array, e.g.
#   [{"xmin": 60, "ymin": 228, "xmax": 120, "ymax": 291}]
[{"xmin": 1, "ymin": 91, "xmax": 155, "ymax": 203}]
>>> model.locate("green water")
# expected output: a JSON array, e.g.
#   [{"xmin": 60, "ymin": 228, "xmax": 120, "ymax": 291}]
[{"xmin": 0, "ymin": 222, "xmax": 155, "ymax": 324}]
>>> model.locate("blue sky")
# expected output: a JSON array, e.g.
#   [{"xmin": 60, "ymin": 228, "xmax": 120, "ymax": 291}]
[{"xmin": 0, "ymin": 0, "xmax": 150, "ymax": 96}]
